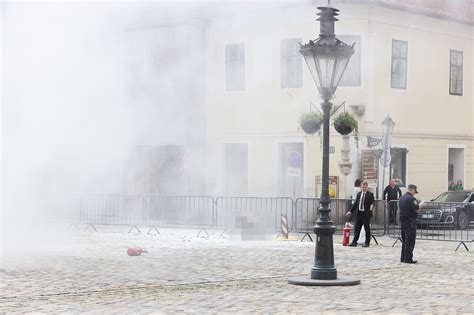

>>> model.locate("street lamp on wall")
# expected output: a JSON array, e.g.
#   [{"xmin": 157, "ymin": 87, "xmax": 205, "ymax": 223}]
[
  {"xmin": 381, "ymin": 115, "xmax": 395, "ymax": 135},
  {"xmin": 380, "ymin": 115, "xmax": 396, "ymax": 197},
  {"xmin": 380, "ymin": 115, "xmax": 395, "ymax": 169},
  {"xmin": 288, "ymin": 4, "xmax": 360, "ymax": 286}
]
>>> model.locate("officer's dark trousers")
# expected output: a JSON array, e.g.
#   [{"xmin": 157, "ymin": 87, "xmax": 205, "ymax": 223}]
[
  {"xmin": 352, "ymin": 210, "xmax": 371, "ymax": 244},
  {"xmin": 401, "ymin": 218, "xmax": 417, "ymax": 262}
]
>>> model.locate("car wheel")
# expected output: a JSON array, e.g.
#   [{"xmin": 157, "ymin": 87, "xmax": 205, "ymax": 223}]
[{"xmin": 457, "ymin": 210, "xmax": 469, "ymax": 230}]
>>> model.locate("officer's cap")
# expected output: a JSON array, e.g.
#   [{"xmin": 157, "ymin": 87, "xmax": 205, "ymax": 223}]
[{"xmin": 407, "ymin": 184, "xmax": 418, "ymax": 193}]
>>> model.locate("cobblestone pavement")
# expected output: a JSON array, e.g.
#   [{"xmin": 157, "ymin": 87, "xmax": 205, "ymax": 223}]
[{"xmin": 1, "ymin": 226, "xmax": 473, "ymax": 314}]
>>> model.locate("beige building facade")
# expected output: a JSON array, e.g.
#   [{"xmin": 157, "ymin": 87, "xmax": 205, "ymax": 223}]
[{"xmin": 203, "ymin": 0, "xmax": 473, "ymax": 201}]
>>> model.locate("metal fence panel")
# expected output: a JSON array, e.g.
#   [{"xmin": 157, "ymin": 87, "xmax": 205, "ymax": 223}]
[
  {"xmin": 53, "ymin": 195, "xmax": 82, "ymax": 224},
  {"xmin": 215, "ymin": 197, "xmax": 293, "ymax": 232},
  {"xmin": 294, "ymin": 198, "xmax": 385, "ymax": 236},
  {"xmin": 293, "ymin": 198, "xmax": 319, "ymax": 234},
  {"xmin": 387, "ymin": 200, "xmax": 472, "ymax": 244},
  {"xmin": 81, "ymin": 195, "xmax": 144, "ymax": 226},
  {"xmin": 370, "ymin": 200, "xmax": 386, "ymax": 236},
  {"xmin": 144, "ymin": 195, "xmax": 215, "ymax": 228}
]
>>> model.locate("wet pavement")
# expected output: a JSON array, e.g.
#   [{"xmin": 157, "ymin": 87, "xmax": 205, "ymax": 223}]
[{"xmin": 1, "ymin": 226, "xmax": 473, "ymax": 313}]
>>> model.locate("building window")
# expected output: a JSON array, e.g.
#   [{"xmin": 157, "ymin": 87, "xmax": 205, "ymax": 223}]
[
  {"xmin": 225, "ymin": 43, "xmax": 245, "ymax": 91},
  {"xmin": 281, "ymin": 38, "xmax": 302, "ymax": 88},
  {"xmin": 390, "ymin": 148, "xmax": 407, "ymax": 188},
  {"xmin": 338, "ymin": 35, "xmax": 361, "ymax": 86},
  {"xmin": 391, "ymin": 40, "xmax": 408, "ymax": 89},
  {"xmin": 449, "ymin": 50, "xmax": 463, "ymax": 95}
]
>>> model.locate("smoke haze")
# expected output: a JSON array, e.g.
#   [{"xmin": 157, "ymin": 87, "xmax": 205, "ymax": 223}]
[{"xmin": 1, "ymin": 1, "xmax": 213, "ymax": 257}]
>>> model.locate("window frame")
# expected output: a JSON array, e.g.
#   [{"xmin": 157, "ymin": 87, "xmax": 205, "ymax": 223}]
[
  {"xmin": 389, "ymin": 147, "xmax": 407, "ymax": 188},
  {"xmin": 449, "ymin": 49, "xmax": 463, "ymax": 96},
  {"xmin": 281, "ymin": 38, "xmax": 303, "ymax": 88},
  {"xmin": 338, "ymin": 34, "xmax": 361, "ymax": 87},
  {"xmin": 391, "ymin": 39, "xmax": 408, "ymax": 90},
  {"xmin": 225, "ymin": 43, "xmax": 246, "ymax": 91}
]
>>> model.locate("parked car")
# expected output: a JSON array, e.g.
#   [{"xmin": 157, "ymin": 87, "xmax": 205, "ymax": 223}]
[{"xmin": 417, "ymin": 190, "xmax": 474, "ymax": 229}]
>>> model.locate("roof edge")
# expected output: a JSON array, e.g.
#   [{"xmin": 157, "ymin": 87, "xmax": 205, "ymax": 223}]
[{"xmin": 379, "ymin": 1, "xmax": 473, "ymax": 26}]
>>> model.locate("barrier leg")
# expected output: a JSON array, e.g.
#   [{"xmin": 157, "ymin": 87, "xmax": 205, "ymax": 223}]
[
  {"xmin": 455, "ymin": 241, "xmax": 469, "ymax": 252},
  {"xmin": 128, "ymin": 225, "xmax": 141, "ymax": 234},
  {"xmin": 218, "ymin": 229, "xmax": 226, "ymax": 238},
  {"xmin": 197, "ymin": 229, "xmax": 210, "ymax": 238},
  {"xmin": 391, "ymin": 237, "xmax": 402, "ymax": 247},
  {"xmin": 371, "ymin": 235, "xmax": 379, "ymax": 245},
  {"xmin": 300, "ymin": 232, "xmax": 313, "ymax": 242},
  {"xmin": 85, "ymin": 224, "xmax": 97, "ymax": 232},
  {"xmin": 276, "ymin": 232, "xmax": 287, "ymax": 239},
  {"xmin": 147, "ymin": 226, "xmax": 160, "ymax": 235}
]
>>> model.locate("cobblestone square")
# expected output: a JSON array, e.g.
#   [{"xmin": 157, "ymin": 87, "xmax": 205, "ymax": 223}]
[{"xmin": 1, "ymin": 227, "xmax": 473, "ymax": 313}]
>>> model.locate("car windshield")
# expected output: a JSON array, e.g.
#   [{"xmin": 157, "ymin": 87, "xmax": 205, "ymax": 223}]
[{"xmin": 433, "ymin": 192, "xmax": 469, "ymax": 202}]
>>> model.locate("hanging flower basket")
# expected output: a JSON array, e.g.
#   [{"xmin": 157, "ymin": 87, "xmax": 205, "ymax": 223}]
[
  {"xmin": 333, "ymin": 112, "xmax": 358, "ymax": 136},
  {"xmin": 299, "ymin": 112, "xmax": 322, "ymax": 135}
]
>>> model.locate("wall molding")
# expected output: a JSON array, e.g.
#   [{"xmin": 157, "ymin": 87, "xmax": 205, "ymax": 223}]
[{"xmin": 222, "ymin": 131, "xmax": 474, "ymax": 142}]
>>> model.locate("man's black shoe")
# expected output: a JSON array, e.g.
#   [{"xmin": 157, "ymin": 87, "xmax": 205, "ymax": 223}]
[
  {"xmin": 404, "ymin": 260, "xmax": 417, "ymax": 264},
  {"xmin": 362, "ymin": 243, "xmax": 369, "ymax": 247},
  {"xmin": 348, "ymin": 242, "xmax": 357, "ymax": 247}
]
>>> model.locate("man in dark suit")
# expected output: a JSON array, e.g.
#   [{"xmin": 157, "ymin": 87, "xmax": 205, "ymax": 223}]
[{"xmin": 347, "ymin": 181, "xmax": 375, "ymax": 247}]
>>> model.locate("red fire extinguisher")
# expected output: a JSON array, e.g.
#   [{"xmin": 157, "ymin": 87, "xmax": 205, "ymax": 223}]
[
  {"xmin": 127, "ymin": 247, "xmax": 148, "ymax": 256},
  {"xmin": 342, "ymin": 223, "xmax": 351, "ymax": 246}
]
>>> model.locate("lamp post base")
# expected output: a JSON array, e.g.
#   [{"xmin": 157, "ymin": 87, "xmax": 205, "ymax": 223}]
[{"xmin": 288, "ymin": 276, "xmax": 360, "ymax": 286}]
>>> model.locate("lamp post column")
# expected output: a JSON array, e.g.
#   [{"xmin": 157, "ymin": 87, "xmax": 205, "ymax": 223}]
[
  {"xmin": 288, "ymin": 3, "xmax": 360, "ymax": 286},
  {"xmin": 311, "ymin": 100, "xmax": 336, "ymax": 280}
]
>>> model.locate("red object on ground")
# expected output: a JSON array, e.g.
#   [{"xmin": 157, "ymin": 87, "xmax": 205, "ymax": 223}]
[
  {"xmin": 342, "ymin": 224, "xmax": 351, "ymax": 246},
  {"xmin": 127, "ymin": 247, "xmax": 147, "ymax": 256}
]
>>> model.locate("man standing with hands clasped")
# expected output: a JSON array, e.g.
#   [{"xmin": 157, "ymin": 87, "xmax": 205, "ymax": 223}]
[
  {"xmin": 383, "ymin": 179, "xmax": 402, "ymax": 225},
  {"xmin": 399, "ymin": 184, "xmax": 421, "ymax": 263},
  {"xmin": 347, "ymin": 181, "xmax": 375, "ymax": 247}
]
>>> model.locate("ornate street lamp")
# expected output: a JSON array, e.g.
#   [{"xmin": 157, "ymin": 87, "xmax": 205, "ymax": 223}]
[
  {"xmin": 381, "ymin": 115, "xmax": 395, "ymax": 135},
  {"xmin": 380, "ymin": 115, "xmax": 396, "ymax": 199},
  {"xmin": 288, "ymin": 4, "xmax": 360, "ymax": 286},
  {"xmin": 380, "ymin": 115, "xmax": 395, "ymax": 169}
]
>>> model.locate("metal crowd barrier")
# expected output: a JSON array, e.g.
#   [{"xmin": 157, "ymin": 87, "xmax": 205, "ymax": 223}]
[
  {"xmin": 144, "ymin": 195, "xmax": 215, "ymax": 236},
  {"xmin": 52, "ymin": 196, "xmax": 82, "ymax": 228},
  {"xmin": 293, "ymin": 198, "xmax": 320, "ymax": 241},
  {"xmin": 215, "ymin": 197, "xmax": 293, "ymax": 236},
  {"xmin": 22, "ymin": 196, "xmax": 81, "ymax": 226},
  {"xmin": 45, "ymin": 194, "xmax": 472, "ymax": 249},
  {"xmin": 387, "ymin": 200, "xmax": 472, "ymax": 251},
  {"xmin": 81, "ymin": 194, "xmax": 144, "ymax": 232},
  {"xmin": 370, "ymin": 200, "xmax": 386, "ymax": 241},
  {"xmin": 294, "ymin": 198, "xmax": 386, "ymax": 242}
]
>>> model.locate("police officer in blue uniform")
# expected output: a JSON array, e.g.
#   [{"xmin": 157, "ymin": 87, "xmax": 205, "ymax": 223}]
[{"xmin": 399, "ymin": 184, "xmax": 421, "ymax": 263}]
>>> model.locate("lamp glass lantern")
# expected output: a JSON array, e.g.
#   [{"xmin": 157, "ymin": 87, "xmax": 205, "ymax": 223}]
[
  {"xmin": 382, "ymin": 115, "xmax": 395, "ymax": 135},
  {"xmin": 299, "ymin": 7, "xmax": 355, "ymax": 101}
]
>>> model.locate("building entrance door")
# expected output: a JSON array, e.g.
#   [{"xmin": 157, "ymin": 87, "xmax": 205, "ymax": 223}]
[{"xmin": 448, "ymin": 147, "xmax": 465, "ymax": 188}]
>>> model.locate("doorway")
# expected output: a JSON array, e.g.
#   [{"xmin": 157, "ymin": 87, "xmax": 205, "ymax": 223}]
[{"xmin": 448, "ymin": 147, "xmax": 465, "ymax": 188}]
